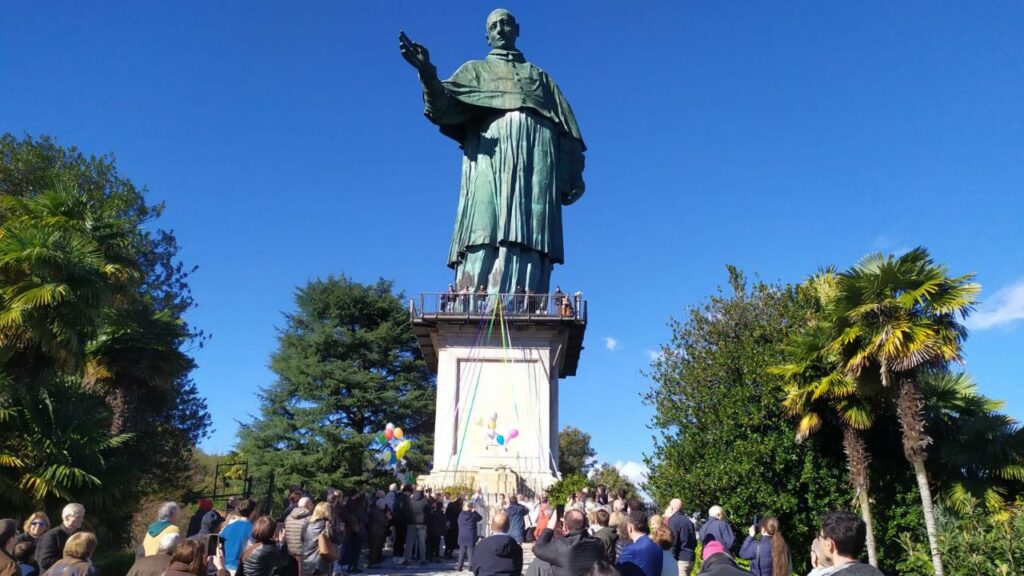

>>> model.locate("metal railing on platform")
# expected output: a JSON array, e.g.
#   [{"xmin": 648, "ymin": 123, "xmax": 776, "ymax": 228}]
[{"xmin": 410, "ymin": 292, "xmax": 587, "ymax": 323}]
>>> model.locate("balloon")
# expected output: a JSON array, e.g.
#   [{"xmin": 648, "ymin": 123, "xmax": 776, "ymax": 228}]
[
  {"xmin": 508, "ymin": 429, "xmax": 519, "ymax": 439},
  {"xmin": 394, "ymin": 427, "xmax": 405, "ymax": 439},
  {"xmin": 490, "ymin": 411, "xmax": 499, "ymax": 421},
  {"xmin": 486, "ymin": 429, "xmax": 497, "ymax": 439},
  {"xmin": 496, "ymin": 435, "xmax": 505, "ymax": 445},
  {"xmin": 386, "ymin": 422, "xmax": 395, "ymax": 431},
  {"xmin": 396, "ymin": 439, "xmax": 412, "ymax": 460},
  {"xmin": 377, "ymin": 432, "xmax": 387, "ymax": 443},
  {"xmin": 474, "ymin": 417, "xmax": 483, "ymax": 426},
  {"xmin": 487, "ymin": 420, "xmax": 497, "ymax": 430},
  {"xmin": 384, "ymin": 429, "xmax": 394, "ymax": 440}
]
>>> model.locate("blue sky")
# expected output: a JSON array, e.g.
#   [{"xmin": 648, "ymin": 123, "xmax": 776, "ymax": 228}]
[{"xmin": 4, "ymin": 2, "xmax": 1023, "ymax": 485}]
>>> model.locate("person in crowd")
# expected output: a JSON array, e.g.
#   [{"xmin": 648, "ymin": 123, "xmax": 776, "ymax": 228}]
[
  {"xmin": 533, "ymin": 509, "xmax": 604, "ymax": 576},
  {"xmin": 592, "ymin": 510, "xmax": 618, "ymax": 563},
  {"xmin": 224, "ymin": 497, "xmax": 239, "ymax": 520},
  {"xmin": 36, "ymin": 504, "xmax": 84, "ymax": 572},
  {"xmin": 457, "ymin": 503, "xmax": 484, "ymax": 571},
  {"xmin": 367, "ymin": 498, "xmax": 389, "ymax": 567},
  {"xmin": 2, "ymin": 519, "xmax": 18, "ymax": 576},
  {"xmin": 17, "ymin": 515, "xmax": 49, "ymax": 546},
  {"xmin": 650, "ymin": 527, "xmax": 677, "ymax": 576},
  {"xmin": 814, "ymin": 512, "xmax": 882, "ymax": 576},
  {"xmin": 614, "ymin": 521, "xmax": 631, "ymax": 561},
  {"xmin": 220, "ymin": 499, "xmax": 257, "ymax": 574},
  {"xmin": 700, "ymin": 507, "xmax": 734, "ymax": 553},
  {"xmin": 665, "ymin": 499, "xmax": 696, "ymax": 576},
  {"xmin": 426, "ymin": 501, "xmax": 446, "ymax": 563},
  {"xmin": 342, "ymin": 490, "xmax": 368, "ymax": 573},
  {"xmin": 616, "ymin": 511, "xmax": 662, "ymax": 576},
  {"xmin": 504, "ymin": 497, "xmax": 529, "ymax": 544},
  {"xmin": 187, "ymin": 500, "xmax": 214, "ymax": 538},
  {"xmin": 385, "ymin": 484, "xmax": 398, "ymax": 512},
  {"xmin": 445, "ymin": 493, "xmax": 464, "ymax": 559},
  {"xmin": 40, "ymin": 532, "xmax": 97, "ymax": 576},
  {"xmin": 301, "ymin": 503, "xmax": 334, "ymax": 576},
  {"xmin": 404, "ymin": 486, "xmax": 430, "ymax": 565},
  {"xmin": 584, "ymin": 561, "xmax": 621, "ymax": 576},
  {"xmin": 806, "ymin": 536, "xmax": 834, "ymax": 576},
  {"xmin": 142, "ymin": 502, "xmax": 182, "ymax": 557},
  {"xmin": 284, "ymin": 497, "xmax": 312, "ymax": 565},
  {"xmin": 595, "ymin": 486, "xmax": 609, "ymax": 507},
  {"xmin": 128, "ymin": 533, "xmax": 181, "ymax": 576},
  {"xmin": 392, "ymin": 485, "xmax": 412, "ymax": 564},
  {"xmin": 647, "ymin": 516, "xmax": 664, "ymax": 533},
  {"xmin": 189, "ymin": 511, "xmax": 224, "ymax": 545},
  {"xmin": 696, "ymin": 542, "xmax": 748, "ymax": 576},
  {"xmin": 471, "ymin": 513, "xmax": 522, "ymax": 576},
  {"xmin": 165, "ymin": 539, "xmax": 227, "ymax": 576},
  {"xmin": 739, "ymin": 517, "xmax": 788, "ymax": 576},
  {"xmin": 239, "ymin": 516, "xmax": 287, "ymax": 576},
  {"xmin": 13, "ymin": 542, "xmax": 38, "ymax": 576},
  {"xmin": 470, "ymin": 488, "xmax": 490, "ymax": 539},
  {"xmin": 278, "ymin": 491, "xmax": 304, "ymax": 525},
  {"xmin": 534, "ymin": 507, "xmax": 554, "ymax": 542}
]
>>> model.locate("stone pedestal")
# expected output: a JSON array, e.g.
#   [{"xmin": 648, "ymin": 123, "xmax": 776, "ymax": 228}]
[{"xmin": 411, "ymin": 300, "xmax": 586, "ymax": 497}]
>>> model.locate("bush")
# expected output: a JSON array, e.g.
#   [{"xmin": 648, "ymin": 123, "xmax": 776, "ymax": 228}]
[
  {"xmin": 93, "ymin": 550, "xmax": 136, "ymax": 576},
  {"xmin": 546, "ymin": 473, "xmax": 591, "ymax": 505},
  {"xmin": 898, "ymin": 504, "xmax": 1024, "ymax": 575}
]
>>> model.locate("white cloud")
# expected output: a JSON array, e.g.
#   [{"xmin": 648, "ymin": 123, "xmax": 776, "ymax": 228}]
[
  {"xmin": 604, "ymin": 336, "xmax": 619, "ymax": 351},
  {"xmin": 613, "ymin": 460, "xmax": 649, "ymax": 487},
  {"xmin": 967, "ymin": 279, "xmax": 1024, "ymax": 330},
  {"xmin": 646, "ymin": 349, "xmax": 662, "ymax": 362},
  {"xmin": 871, "ymin": 235, "xmax": 910, "ymax": 256}
]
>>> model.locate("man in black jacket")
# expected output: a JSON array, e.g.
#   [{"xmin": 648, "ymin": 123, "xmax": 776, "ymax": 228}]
[
  {"xmin": 471, "ymin": 513, "xmax": 522, "ymax": 576},
  {"xmin": 666, "ymin": 499, "xmax": 697, "ymax": 575},
  {"xmin": 532, "ymin": 509, "xmax": 604, "ymax": 576},
  {"xmin": 445, "ymin": 494, "xmax": 463, "ymax": 558},
  {"xmin": 392, "ymin": 486, "xmax": 411, "ymax": 563},
  {"xmin": 35, "ymin": 503, "xmax": 84, "ymax": 571}
]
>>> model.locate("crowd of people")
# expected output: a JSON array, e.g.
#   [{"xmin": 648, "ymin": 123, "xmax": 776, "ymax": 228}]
[
  {"xmin": 437, "ymin": 285, "xmax": 582, "ymax": 318},
  {"xmin": 0, "ymin": 483, "xmax": 881, "ymax": 576}
]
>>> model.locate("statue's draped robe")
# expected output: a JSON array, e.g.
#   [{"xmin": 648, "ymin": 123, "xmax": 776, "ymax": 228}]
[{"xmin": 422, "ymin": 49, "xmax": 585, "ymax": 295}]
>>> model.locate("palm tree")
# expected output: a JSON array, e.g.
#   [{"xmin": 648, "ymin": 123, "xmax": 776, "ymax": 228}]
[
  {"xmin": 0, "ymin": 181, "xmax": 139, "ymax": 373},
  {"xmin": 772, "ymin": 271, "xmax": 880, "ymax": 566},
  {"xmin": 829, "ymin": 248, "xmax": 979, "ymax": 576},
  {"xmin": 919, "ymin": 371, "xmax": 1024, "ymax": 518}
]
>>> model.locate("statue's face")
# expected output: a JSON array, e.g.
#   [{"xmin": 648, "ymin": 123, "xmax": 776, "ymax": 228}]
[{"xmin": 486, "ymin": 11, "xmax": 519, "ymax": 50}]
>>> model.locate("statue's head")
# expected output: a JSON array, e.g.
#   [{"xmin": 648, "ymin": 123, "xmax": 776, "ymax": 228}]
[{"xmin": 485, "ymin": 9, "xmax": 519, "ymax": 51}]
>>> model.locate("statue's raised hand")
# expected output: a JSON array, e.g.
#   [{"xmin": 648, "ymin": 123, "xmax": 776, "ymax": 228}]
[{"xmin": 399, "ymin": 31, "xmax": 431, "ymax": 71}]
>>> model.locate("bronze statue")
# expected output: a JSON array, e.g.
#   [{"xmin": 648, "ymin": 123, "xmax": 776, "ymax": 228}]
[{"xmin": 400, "ymin": 9, "xmax": 586, "ymax": 295}]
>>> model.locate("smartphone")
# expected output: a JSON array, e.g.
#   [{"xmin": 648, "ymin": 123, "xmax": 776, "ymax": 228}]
[{"xmin": 206, "ymin": 534, "xmax": 221, "ymax": 553}]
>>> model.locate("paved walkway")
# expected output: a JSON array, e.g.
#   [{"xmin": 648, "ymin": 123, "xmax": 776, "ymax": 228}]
[{"xmin": 356, "ymin": 544, "xmax": 536, "ymax": 576}]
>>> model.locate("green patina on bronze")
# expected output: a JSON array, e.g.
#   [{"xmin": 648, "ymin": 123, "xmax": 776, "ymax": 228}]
[{"xmin": 400, "ymin": 9, "xmax": 585, "ymax": 294}]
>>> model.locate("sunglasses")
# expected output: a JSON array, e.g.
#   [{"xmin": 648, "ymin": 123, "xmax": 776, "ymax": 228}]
[{"xmin": 31, "ymin": 521, "xmax": 48, "ymax": 526}]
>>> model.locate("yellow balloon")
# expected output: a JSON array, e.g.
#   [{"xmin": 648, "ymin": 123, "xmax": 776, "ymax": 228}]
[
  {"xmin": 486, "ymin": 420, "xmax": 497, "ymax": 430},
  {"xmin": 396, "ymin": 440, "xmax": 412, "ymax": 459},
  {"xmin": 394, "ymin": 427, "xmax": 404, "ymax": 439}
]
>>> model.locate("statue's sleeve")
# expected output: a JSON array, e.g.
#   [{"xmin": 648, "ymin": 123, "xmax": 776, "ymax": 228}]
[
  {"xmin": 559, "ymin": 136, "xmax": 585, "ymax": 205},
  {"xmin": 419, "ymin": 64, "xmax": 474, "ymax": 126}
]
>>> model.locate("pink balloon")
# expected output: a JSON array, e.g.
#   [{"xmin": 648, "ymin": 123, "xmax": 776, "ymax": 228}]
[
  {"xmin": 508, "ymin": 429, "xmax": 519, "ymax": 439},
  {"xmin": 385, "ymin": 429, "xmax": 394, "ymax": 440}
]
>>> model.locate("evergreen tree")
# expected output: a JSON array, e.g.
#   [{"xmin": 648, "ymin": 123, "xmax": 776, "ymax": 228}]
[
  {"xmin": 238, "ymin": 275, "xmax": 435, "ymax": 495},
  {"xmin": 558, "ymin": 425, "xmax": 597, "ymax": 477}
]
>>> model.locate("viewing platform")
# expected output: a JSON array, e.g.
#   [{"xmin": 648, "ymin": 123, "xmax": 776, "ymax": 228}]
[{"xmin": 409, "ymin": 292, "xmax": 588, "ymax": 377}]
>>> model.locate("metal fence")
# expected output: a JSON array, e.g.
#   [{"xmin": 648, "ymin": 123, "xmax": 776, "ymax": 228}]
[{"xmin": 410, "ymin": 292, "xmax": 587, "ymax": 322}]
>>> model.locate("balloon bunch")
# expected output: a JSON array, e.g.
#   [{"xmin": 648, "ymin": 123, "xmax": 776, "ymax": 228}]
[
  {"xmin": 481, "ymin": 411, "xmax": 519, "ymax": 447},
  {"xmin": 369, "ymin": 422, "xmax": 413, "ymax": 470}
]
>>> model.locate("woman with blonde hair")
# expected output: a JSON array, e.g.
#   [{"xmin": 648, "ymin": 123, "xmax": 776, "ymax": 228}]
[
  {"xmin": 18, "ymin": 513, "xmax": 50, "ymax": 545},
  {"xmin": 651, "ymin": 526, "xmax": 678, "ymax": 576},
  {"xmin": 302, "ymin": 503, "xmax": 335, "ymax": 576},
  {"xmin": 739, "ymin": 516, "xmax": 789, "ymax": 576},
  {"xmin": 41, "ymin": 532, "xmax": 96, "ymax": 576}
]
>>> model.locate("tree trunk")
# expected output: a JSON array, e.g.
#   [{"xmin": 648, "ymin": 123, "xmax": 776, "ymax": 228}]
[
  {"xmin": 897, "ymin": 378, "xmax": 943, "ymax": 576},
  {"xmin": 912, "ymin": 457, "xmax": 943, "ymax": 576},
  {"xmin": 857, "ymin": 488, "xmax": 878, "ymax": 567},
  {"xmin": 843, "ymin": 426, "xmax": 877, "ymax": 567}
]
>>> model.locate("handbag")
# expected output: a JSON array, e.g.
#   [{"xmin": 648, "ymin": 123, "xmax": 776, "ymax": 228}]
[{"xmin": 317, "ymin": 531, "xmax": 339, "ymax": 562}]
